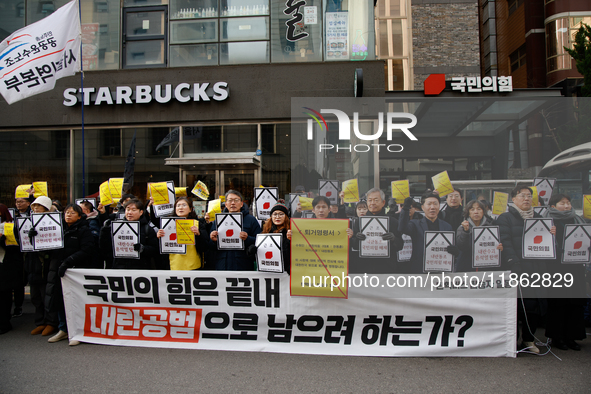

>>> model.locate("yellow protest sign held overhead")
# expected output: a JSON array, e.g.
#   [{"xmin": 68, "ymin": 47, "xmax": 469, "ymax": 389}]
[
  {"xmin": 342, "ymin": 179, "xmax": 360, "ymax": 203},
  {"xmin": 219, "ymin": 195, "xmax": 226, "ymax": 202},
  {"xmin": 99, "ymin": 181, "xmax": 113, "ymax": 206},
  {"xmin": 15, "ymin": 184, "xmax": 31, "ymax": 199},
  {"xmin": 3, "ymin": 223, "xmax": 18, "ymax": 246},
  {"xmin": 492, "ymin": 192, "xmax": 509, "ymax": 216},
  {"xmin": 299, "ymin": 197, "xmax": 313, "ymax": 211},
  {"xmin": 431, "ymin": 171, "xmax": 453, "ymax": 197},
  {"xmin": 150, "ymin": 182, "xmax": 170, "ymax": 205},
  {"xmin": 191, "ymin": 181, "xmax": 210, "ymax": 200},
  {"xmin": 290, "ymin": 218, "xmax": 350, "ymax": 298},
  {"xmin": 175, "ymin": 187, "xmax": 187, "ymax": 197},
  {"xmin": 207, "ymin": 199, "xmax": 222, "ymax": 222},
  {"xmin": 391, "ymin": 180, "xmax": 410, "ymax": 203},
  {"xmin": 530, "ymin": 186, "xmax": 539, "ymax": 207},
  {"xmin": 583, "ymin": 195, "xmax": 591, "ymax": 220},
  {"xmin": 176, "ymin": 219, "xmax": 197, "ymax": 245},
  {"xmin": 109, "ymin": 178, "xmax": 124, "ymax": 200},
  {"xmin": 32, "ymin": 182, "xmax": 48, "ymax": 198}
]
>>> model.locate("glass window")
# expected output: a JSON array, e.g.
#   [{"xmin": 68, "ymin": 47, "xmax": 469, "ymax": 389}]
[
  {"xmin": 324, "ymin": 0, "xmax": 375, "ymax": 61},
  {"xmin": 170, "ymin": 43, "xmax": 218, "ymax": 66},
  {"xmin": 52, "ymin": 130, "xmax": 69, "ymax": 159},
  {"xmin": 378, "ymin": 19, "xmax": 403, "ymax": 57},
  {"xmin": 376, "ymin": 0, "xmax": 403, "ymax": 17},
  {"xmin": 220, "ymin": 41, "xmax": 269, "ymax": 64},
  {"xmin": 101, "ymin": 130, "xmax": 121, "ymax": 156},
  {"xmin": 123, "ymin": 0, "xmax": 168, "ymax": 6},
  {"xmin": 150, "ymin": 127, "xmax": 173, "ymax": 156},
  {"xmin": 261, "ymin": 124, "xmax": 275, "ymax": 154},
  {"xmin": 126, "ymin": 10, "xmax": 165, "ymax": 36},
  {"xmin": 171, "ymin": 19, "xmax": 217, "ymax": 43},
  {"xmin": 223, "ymin": 125, "xmax": 257, "ymax": 152},
  {"xmin": 220, "ymin": 16, "xmax": 268, "ymax": 41},
  {"xmin": 170, "ymin": 0, "xmax": 218, "ymax": 19},
  {"xmin": 81, "ymin": 0, "xmax": 121, "ymax": 70},
  {"xmin": 0, "ymin": 0, "xmax": 25, "ymax": 41},
  {"xmin": 270, "ymin": 0, "xmax": 322, "ymax": 63},
  {"xmin": 125, "ymin": 39, "xmax": 165, "ymax": 65},
  {"xmin": 221, "ymin": 0, "xmax": 268, "ymax": 16},
  {"xmin": 123, "ymin": 6, "xmax": 167, "ymax": 68},
  {"xmin": 183, "ymin": 126, "xmax": 221, "ymax": 153},
  {"xmin": 27, "ymin": 0, "xmax": 69, "ymax": 24}
]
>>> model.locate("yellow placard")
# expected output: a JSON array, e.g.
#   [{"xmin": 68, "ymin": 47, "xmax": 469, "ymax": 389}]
[
  {"xmin": 175, "ymin": 187, "xmax": 187, "ymax": 197},
  {"xmin": 32, "ymin": 182, "xmax": 48, "ymax": 198},
  {"xmin": 431, "ymin": 171, "xmax": 453, "ymax": 197},
  {"xmin": 99, "ymin": 181, "xmax": 113, "ymax": 206},
  {"xmin": 15, "ymin": 184, "xmax": 31, "ymax": 199},
  {"xmin": 150, "ymin": 182, "xmax": 170, "ymax": 205},
  {"xmin": 219, "ymin": 196, "xmax": 226, "ymax": 202},
  {"xmin": 109, "ymin": 178, "xmax": 124, "ymax": 200},
  {"xmin": 207, "ymin": 199, "xmax": 222, "ymax": 222},
  {"xmin": 3, "ymin": 223, "xmax": 18, "ymax": 246},
  {"xmin": 391, "ymin": 180, "xmax": 410, "ymax": 203},
  {"xmin": 176, "ymin": 219, "xmax": 197, "ymax": 245},
  {"xmin": 191, "ymin": 181, "xmax": 210, "ymax": 200},
  {"xmin": 147, "ymin": 183, "xmax": 152, "ymax": 198},
  {"xmin": 290, "ymin": 218, "xmax": 349, "ymax": 298},
  {"xmin": 583, "ymin": 195, "xmax": 591, "ymax": 220},
  {"xmin": 530, "ymin": 186, "xmax": 539, "ymax": 207},
  {"xmin": 492, "ymin": 192, "xmax": 508, "ymax": 216},
  {"xmin": 342, "ymin": 179, "xmax": 360, "ymax": 203},
  {"xmin": 299, "ymin": 197, "xmax": 313, "ymax": 211}
]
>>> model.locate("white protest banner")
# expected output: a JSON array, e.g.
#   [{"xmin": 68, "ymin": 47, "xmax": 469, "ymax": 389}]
[
  {"xmin": 216, "ymin": 213, "xmax": 243, "ymax": 250},
  {"xmin": 522, "ymin": 219, "xmax": 556, "ymax": 259},
  {"xmin": 152, "ymin": 181, "xmax": 176, "ymax": 218},
  {"xmin": 398, "ymin": 234, "xmax": 412, "ymax": 262},
  {"xmin": 31, "ymin": 212, "xmax": 64, "ymax": 250},
  {"xmin": 62, "ymin": 269, "xmax": 517, "ymax": 357},
  {"xmin": 15, "ymin": 217, "xmax": 34, "ymax": 252},
  {"xmin": 472, "ymin": 226, "xmax": 501, "ymax": 268},
  {"xmin": 289, "ymin": 193, "xmax": 307, "ymax": 215},
  {"xmin": 0, "ymin": 0, "xmax": 81, "ymax": 105},
  {"xmin": 159, "ymin": 217, "xmax": 186, "ymax": 255},
  {"xmin": 111, "ymin": 221, "xmax": 140, "ymax": 259},
  {"xmin": 359, "ymin": 216, "xmax": 389, "ymax": 258},
  {"xmin": 255, "ymin": 233, "xmax": 283, "ymax": 273},
  {"xmin": 76, "ymin": 198, "xmax": 97, "ymax": 209},
  {"xmin": 254, "ymin": 187, "xmax": 278, "ymax": 220},
  {"xmin": 424, "ymin": 231, "xmax": 455, "ymax": 272},
  {"xmin": 318, "ymin": 180, "xmax": 339, "ymax": 206},
  {"xmin": 533, "ymin": 178, "xmax": 555, "ymax": 206},
  {"xmin": 562, "ymin": 224, "xmax": 591, "ymax": 264}
]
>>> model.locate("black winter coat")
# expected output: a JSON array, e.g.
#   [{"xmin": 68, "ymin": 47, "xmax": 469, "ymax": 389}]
[
  {"xmin": 100, "ymin": 216, "xmax": 159, "ymax": 269},
  {"xmin": 0, "ymin": 235, "xmax": 23, "ymax": 291}
]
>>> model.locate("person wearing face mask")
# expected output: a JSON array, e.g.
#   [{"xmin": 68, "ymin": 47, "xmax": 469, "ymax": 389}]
[
  {"xmin": 247, "ymin": 202, "xmax": 292, "ymax": 273},
  {"xmin": 542, "ymin": 193, "xmax": 588, "ymax": 351},
  {"xmin": 438, "ymin": 189, "xmax": 464, "ymax": 231},
  {"xmin": 455, "ymin": 200, "xmax": 503, "ymax": 273},
  {"xmin": 156, "ymin": 197, "xmax": 208, "ymax": 271},
  {"xmin": 99, "ymin": 199, "xmax": 159, "ymax": 270},
  {"xmin": 496, "ymin": 184, "xmax": 557, "ymax": 354},
  {"xmin": 398, "ymin": 191, "xmax": 458, "ymax": 274}
]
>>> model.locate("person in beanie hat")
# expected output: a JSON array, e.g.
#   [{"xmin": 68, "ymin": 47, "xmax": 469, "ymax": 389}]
[
  {"xmin": 247, "ymin": 202, "xmax": 292, "ymax": 273},
  {"xmin": 31, "ymin": 196, "xmax": 52, "ymax": 212}
]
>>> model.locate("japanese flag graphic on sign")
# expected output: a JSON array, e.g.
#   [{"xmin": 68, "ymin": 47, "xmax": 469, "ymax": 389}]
[
  {"xmin": 216, "ymin": 213, "xmax": 243, "ymax": 250},
  {"xmin": 522, "ymin": 219, "xmax": 556, "ymax": 259},
  {"xmin": 255, "ymin": 233, "xmax": 283, "ymax": 273},
  {"xmin": 0, "ymin": 0, "xmax": 81, "ymax": 104},
  {"xmin": 254, "ymin": 188, "xmax": 278, "ymax": 220}
]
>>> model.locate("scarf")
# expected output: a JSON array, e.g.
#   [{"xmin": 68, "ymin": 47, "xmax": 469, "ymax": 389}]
[
  {"xmin": 544, "ymin": 207, "xmax": 585, "ymax": 224},
  {"xmin": 513, "ymin": 205, "xmax": 534, "ymax": 219},
  {"xmin": 467, "ymin": 216, "xmax": 489, "ymax": 228}
]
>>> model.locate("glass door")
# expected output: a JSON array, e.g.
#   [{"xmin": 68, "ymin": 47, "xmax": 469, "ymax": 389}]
[
  {"xmin": 223, "ymin": 170, "xmax": 255, "ymax": 208},
  {"xmin": 123, "ymin": 6, "xmax": 168, "ymax": 68}
]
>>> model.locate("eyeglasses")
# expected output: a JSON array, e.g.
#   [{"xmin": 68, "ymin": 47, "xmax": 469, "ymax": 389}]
[
  {"xmin": 516, "ymin": 194, "xmax": 532, "ymax": 200},
  {"xmin": 226, "ymin": 198, "xmax": 241, "ymax": 203},
  {"xmin": 271, "ymin": 212, "xmax": 285, "ymax": 217}
]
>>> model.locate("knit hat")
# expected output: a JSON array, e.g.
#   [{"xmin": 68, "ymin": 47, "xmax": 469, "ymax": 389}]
[
  {"xmin": 31, "ymin": 196, "xmax": 52, "ymax": 211},
  {"xmin": 270, "ymin": 202, "xmax": 289, "ymax": 216}
]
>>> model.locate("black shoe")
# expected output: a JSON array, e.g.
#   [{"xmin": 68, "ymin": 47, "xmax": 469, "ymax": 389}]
[
  {"xmin": 551, "ymin": 338, "xmax": 568, "ymax": 350},
  {"xmin": 0, "ymin": 325, "xmax": 13, "ymax": 334},
  {"xmin": 565, "ymin": 340, "xmax": 581, "ymax": 351},
  {"xmin": 12, "ymin": 308, "xmax": 23, "ymax": 317}
]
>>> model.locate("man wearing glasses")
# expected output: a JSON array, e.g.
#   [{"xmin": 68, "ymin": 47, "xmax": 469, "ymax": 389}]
[
  {"xmin": 496, "ymin": 184, "xmax": 556, "ymax": 354},
  {"xmin": 209, "ymin": 190, "xmax": 261, "ymax": 270}
]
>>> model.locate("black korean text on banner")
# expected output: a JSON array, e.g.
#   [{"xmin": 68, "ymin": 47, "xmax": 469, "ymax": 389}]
[
  {"xmin": 31, "ymin": 212, "xmax": 64, "ymax": 251},
  {"xmin": 318, "ymin": 180, "xmax": 340, "ymax": 206},
  {"xmin": 472, "ymin": 226, "xmax": 501, "ymax": 268},
  {"xmin": 424, "ymin": 231, "xmax": 455, "ymax": 272},
  {"xmin": 533, "ymin": 178, "xmax": 556, "ymax": 206},
  {"xmin": 562, "ymin": 224, "xmax": 591, "ymax": 264},
  {"xmin": 62, "ymin": 270, "xmax": 517, "ymax": 356},
  {"xmin": 75, "ymin": 198, "xmax": 97, "ymax": 209},
  {"xmin": 255, "ymin": 233, "xmax": 284, "ymax": 273},
  {"xmin": 15, "ymin": 217, "xmax": 34, "ymax": 252},
  {"xmin": 111, "ymin": 221, "xmax": 140, "ymax": 259},
  {"xmin": 533, "ymin": 207, "xmax": 548, "ymax": 217},
  {"xmin": 159, "ymin": 217, "xmax": 186, "ymax": 255},
  {"xmin": 153, "ymin": 181, "xmax": 176, "ymax": 218},
  {"xmin": 397, "ymin": 234, "xmax": 412, "ymax": 262},
  {"xmin": 359, "ymin": 216, "xmax": 390, "ymax": 258},
  {"xmin": 522, "ymin": 218, "xmax": 556, "ymax": 259},
  {"xmin": 255, "ymin": 188, "xmax": 278, "ymax": 220},
  {"xmin": 289, "ymin": 193, "xmax": 307, "ymax": 215},
  {"xmin": 216, "ymin": 213, "xmax": 244, "ymax": 250}
]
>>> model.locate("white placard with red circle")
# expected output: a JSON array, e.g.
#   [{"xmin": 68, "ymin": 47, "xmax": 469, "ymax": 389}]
[
  {"xmin": 159, "ymin": 217, "xmax": 186, "ymax": 255},
  {"xmin": 216, "ymin": 213, "xmax": 244, "ymax": 250},
  {"xmin": 255, "ymin": 233, "xmax": 283, "ymax": 273}
]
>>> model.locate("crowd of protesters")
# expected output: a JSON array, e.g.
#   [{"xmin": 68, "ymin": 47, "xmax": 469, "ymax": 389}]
[{"xmin": 0, "ymin": 182, "xmax": 589, "ymax": 355}]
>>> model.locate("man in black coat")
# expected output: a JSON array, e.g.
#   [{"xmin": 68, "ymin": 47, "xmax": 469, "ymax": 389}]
[{"xmin": 438, "ymin": 188, "xmax": 464, "ymax": 231}]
